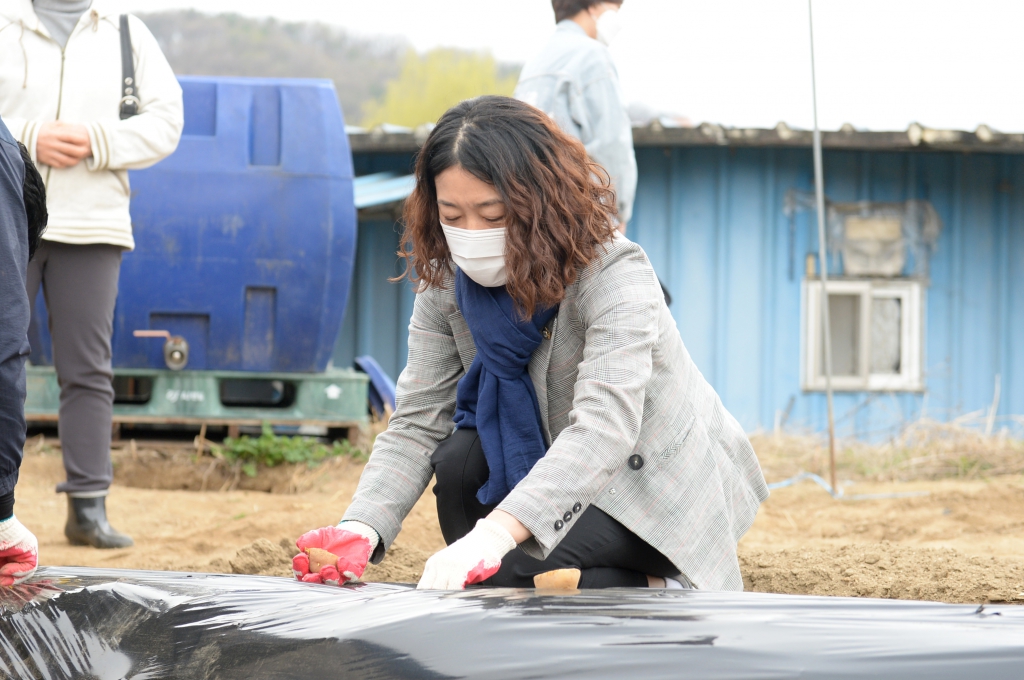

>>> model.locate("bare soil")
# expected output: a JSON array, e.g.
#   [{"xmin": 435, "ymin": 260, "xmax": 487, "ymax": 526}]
[
  {"xmin": 739, "ymin": 477, "xmax": 1024, "ymax": 602},
  {"xmin": 18, "ymin": 436, "xmax": 1024, "ymax": 603},
  {"xmin": 19, "ymin": 437, "xmax": 444, "ymax": 583}
]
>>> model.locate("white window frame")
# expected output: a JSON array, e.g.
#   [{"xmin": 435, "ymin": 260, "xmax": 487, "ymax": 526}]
[{"xmin": 801, "ymin": 279, "xmax": 924, "ymax": 392}]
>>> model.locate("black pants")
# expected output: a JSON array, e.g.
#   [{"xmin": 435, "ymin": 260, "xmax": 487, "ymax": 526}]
[{"xmin": 430, "ymin": 428, "xmax": 679, "ymax": 588}]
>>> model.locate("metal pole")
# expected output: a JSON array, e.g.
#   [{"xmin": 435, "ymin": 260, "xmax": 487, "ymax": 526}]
[{"xmin": 808, "ymin": 0, "xmax": 838, "ymax": 493}]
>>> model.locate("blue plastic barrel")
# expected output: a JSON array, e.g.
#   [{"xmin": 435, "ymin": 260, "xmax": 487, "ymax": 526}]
[
  {"xmin": 122, "ymin": 76, "xmax": 357, "ymax": 372},
  {"xmin": 32, "ymin": 76, "xmax": 356, "ymax": 373}
]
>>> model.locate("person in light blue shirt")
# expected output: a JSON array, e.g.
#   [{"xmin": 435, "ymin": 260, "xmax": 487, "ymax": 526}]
[{"xmin": 515, "ymin": 0, "xmax": 635, "ymax": 231}]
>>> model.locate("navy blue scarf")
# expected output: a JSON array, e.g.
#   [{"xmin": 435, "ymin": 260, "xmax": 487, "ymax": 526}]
[{"xmin": 452, "ymin": 270, "xmax": 558, "ymax": 505}]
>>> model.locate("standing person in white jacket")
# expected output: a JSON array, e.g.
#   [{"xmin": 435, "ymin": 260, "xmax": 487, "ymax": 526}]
[{"xmin": 0, "ymin": 0, "xmax": 183, "ymax": 548}]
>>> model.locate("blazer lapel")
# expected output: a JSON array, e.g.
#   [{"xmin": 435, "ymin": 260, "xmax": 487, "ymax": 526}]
[
  {"xmin": 447, "ymin": 310, "xmax": 476, "ymax": 373},
  {"xmin": 528, "ymin": 316, "xmax": 557, "ymax": 446}
]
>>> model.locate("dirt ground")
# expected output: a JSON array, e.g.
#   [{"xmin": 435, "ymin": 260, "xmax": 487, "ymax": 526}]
[{"xmin": 18, "ymin": 435, "xmax": 1024, "ymax": 604}]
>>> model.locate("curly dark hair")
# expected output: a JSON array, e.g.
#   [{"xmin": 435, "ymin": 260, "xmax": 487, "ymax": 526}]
[
  {"xmin": 397, "ymin": 96, "xmax": 618, "ymax": 317},
  {"xmin": 552, "ymin": 0, "xmax": 622, "ymax": 23},
  {"xmin": 18, "ymin": 142, "xmax": 47, "ymax": 261}
]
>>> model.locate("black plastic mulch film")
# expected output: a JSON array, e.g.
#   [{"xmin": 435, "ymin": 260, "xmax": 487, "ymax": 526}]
[{"xmin": 1, "ymin": 567, "xmax": 1022, "ymax": 679}]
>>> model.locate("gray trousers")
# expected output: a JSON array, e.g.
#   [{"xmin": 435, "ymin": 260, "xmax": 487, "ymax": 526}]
[{"xmin": 27, "ymin": 241, "xmax": 122, "ymax": 494}]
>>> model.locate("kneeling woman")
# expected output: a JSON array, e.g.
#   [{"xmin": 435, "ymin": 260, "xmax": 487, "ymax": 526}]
[{"xmin": 294, "ymin": 96, "xmax": 768, "ymax": 591}]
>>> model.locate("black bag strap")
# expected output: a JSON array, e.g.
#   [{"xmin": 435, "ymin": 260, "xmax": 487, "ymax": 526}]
[{"xmin": 119, "ymin": 14, "xmax": 139, "ymax": 120}]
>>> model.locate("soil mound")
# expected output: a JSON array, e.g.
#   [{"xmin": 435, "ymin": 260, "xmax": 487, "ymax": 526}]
[
  {"xmin": 219, "ymin": 537, "xmax": 429, "ymax": 584},
  {"xmin": 112, "ymin": 445, "xmax": 361, "ymax": 494},
  {"xmin": 741, "ymin": 543, "xmax": 1024, "ymax": 603},
  {"xmin": 227, "ymin": 538, "xmax": 294, "ymax": 577},
  {"xmin": 363, "ymin": 544, "xmax": 431, "ymax": 583}
]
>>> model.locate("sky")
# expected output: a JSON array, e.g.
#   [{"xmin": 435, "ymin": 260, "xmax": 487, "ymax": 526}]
[{"xmin": 122, "ymin": 0, "xmax": 1024, "ymax": 133}]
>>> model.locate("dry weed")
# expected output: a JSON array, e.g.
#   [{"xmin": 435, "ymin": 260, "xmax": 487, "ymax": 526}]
[{"xmin": 753, "ymin": 415, "xmax": 1024, "ymax": 483}]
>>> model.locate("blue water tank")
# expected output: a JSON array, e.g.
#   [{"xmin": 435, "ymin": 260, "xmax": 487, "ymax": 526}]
[{"xmin": 110, "ymin": 76, "xmax": 356, "ymax": 373}]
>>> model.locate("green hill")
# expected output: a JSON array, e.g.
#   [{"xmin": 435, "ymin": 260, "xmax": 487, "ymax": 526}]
[{"xmin": 139, "ymin": 10, "xmax": 407, "ymax": 125}]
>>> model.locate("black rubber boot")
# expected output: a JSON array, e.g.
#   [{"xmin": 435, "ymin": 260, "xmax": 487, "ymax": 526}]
[{"xmin": 65, "ymin": 496, "xmax": 134, "ymax": 549}]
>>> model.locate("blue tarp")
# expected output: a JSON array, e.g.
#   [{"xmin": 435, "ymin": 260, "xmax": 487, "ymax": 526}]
[{"xmin": 354, "ymin": 172, "xmax": 416, "ymax": 210}]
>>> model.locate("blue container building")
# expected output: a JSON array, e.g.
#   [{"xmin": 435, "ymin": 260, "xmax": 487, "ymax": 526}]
[{"xmin": 338, "ymin": 125, "xmax": 1024, "ymax": 440}]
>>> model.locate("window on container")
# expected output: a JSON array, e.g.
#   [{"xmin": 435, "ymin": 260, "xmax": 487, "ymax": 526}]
[
  {"xmin": 802, "ymin": 280, "xmax": 922, "ymax": 392},
  {"xmin": 823, "ymin": 293, "xmax": 861, "ymax": 377},
  {"xmin": 870, "ymin": 297, "xmax": 901, "ymax": 374}
]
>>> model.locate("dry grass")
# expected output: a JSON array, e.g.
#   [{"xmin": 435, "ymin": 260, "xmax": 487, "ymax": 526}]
[{"xmin": 753, "ymin": 415, "xmax": 1024, "ymax": 484}]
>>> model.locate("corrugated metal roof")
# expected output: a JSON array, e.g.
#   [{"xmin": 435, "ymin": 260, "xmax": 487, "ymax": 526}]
[
  {"xmin": 337, "ymin": 144, "xmax": 1024, "ymax": 440},
  {"xmin": 348, "ymin": 122, "xmax": 1024, "ymax": 154},
  {"xmin": 353, "ymin": 172, "xmax": 416, "ymax": 209}
]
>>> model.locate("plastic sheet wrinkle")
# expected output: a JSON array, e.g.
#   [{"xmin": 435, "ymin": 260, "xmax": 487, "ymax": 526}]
[{"xmin": 0, "ymin": 568, "xmax": 1022, "ymax": 679}]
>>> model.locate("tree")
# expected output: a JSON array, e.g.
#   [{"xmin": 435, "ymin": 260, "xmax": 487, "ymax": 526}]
[
  {"xmin": 361, "ymin": 48, "xmax": 519, "ymax": 128},
  {"xmin": 141, "ymin": 11, "xmax": 408, "ymax": 124}
]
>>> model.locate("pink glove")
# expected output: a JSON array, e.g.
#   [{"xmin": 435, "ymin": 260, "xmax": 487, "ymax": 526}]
[
  {"xmin": 293, "ymin": 520, "xmax": 379, "ymax": 586},
  {"xmin": 0, "ymin": 516, "xmax": 38, "ymax": 587},
  {"xmin": 417, "ymin": 518, "xmax": 516, "ymax": 590}
]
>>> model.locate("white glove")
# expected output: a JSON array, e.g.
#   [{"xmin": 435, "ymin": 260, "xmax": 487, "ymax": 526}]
[
  {"xmin": 0, "ymin": 515, "xmax": 38, "ymax": 586},
  {"xmin": 417, "ymin": 518, "xmax": 516, "ymax": 590}
]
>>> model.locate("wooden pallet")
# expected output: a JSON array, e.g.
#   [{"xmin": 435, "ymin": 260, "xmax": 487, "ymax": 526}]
[{"xmin": 26, "ymin": 366, "xmax": 370, "ymax": 443}]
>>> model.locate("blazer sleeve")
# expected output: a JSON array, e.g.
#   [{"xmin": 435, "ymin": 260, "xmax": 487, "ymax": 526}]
[
  {"xmin": 497, "ymin": 243, "xmax": 661, "ymax": 559},
  {"xmin": 84, "ymin": 15, "xmax": 183, "ymax": 172},
  {"xmin": 342, "ymin": 283, "xmax": 464, "ymax": 560}
]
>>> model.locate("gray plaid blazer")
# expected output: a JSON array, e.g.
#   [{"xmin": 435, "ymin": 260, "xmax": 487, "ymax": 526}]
[{"xmin": 344, "ymin": 236, "xmax": 769, "ymax": 591}]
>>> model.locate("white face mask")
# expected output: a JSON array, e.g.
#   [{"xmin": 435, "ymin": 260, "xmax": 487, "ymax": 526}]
[
  {"xmin": 441, "ymin": 223, "xmax": 507, "ymax": 287},
  {"xmin": 595, "ymin": 8, "xmax": 625, "ymax": 46}
]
